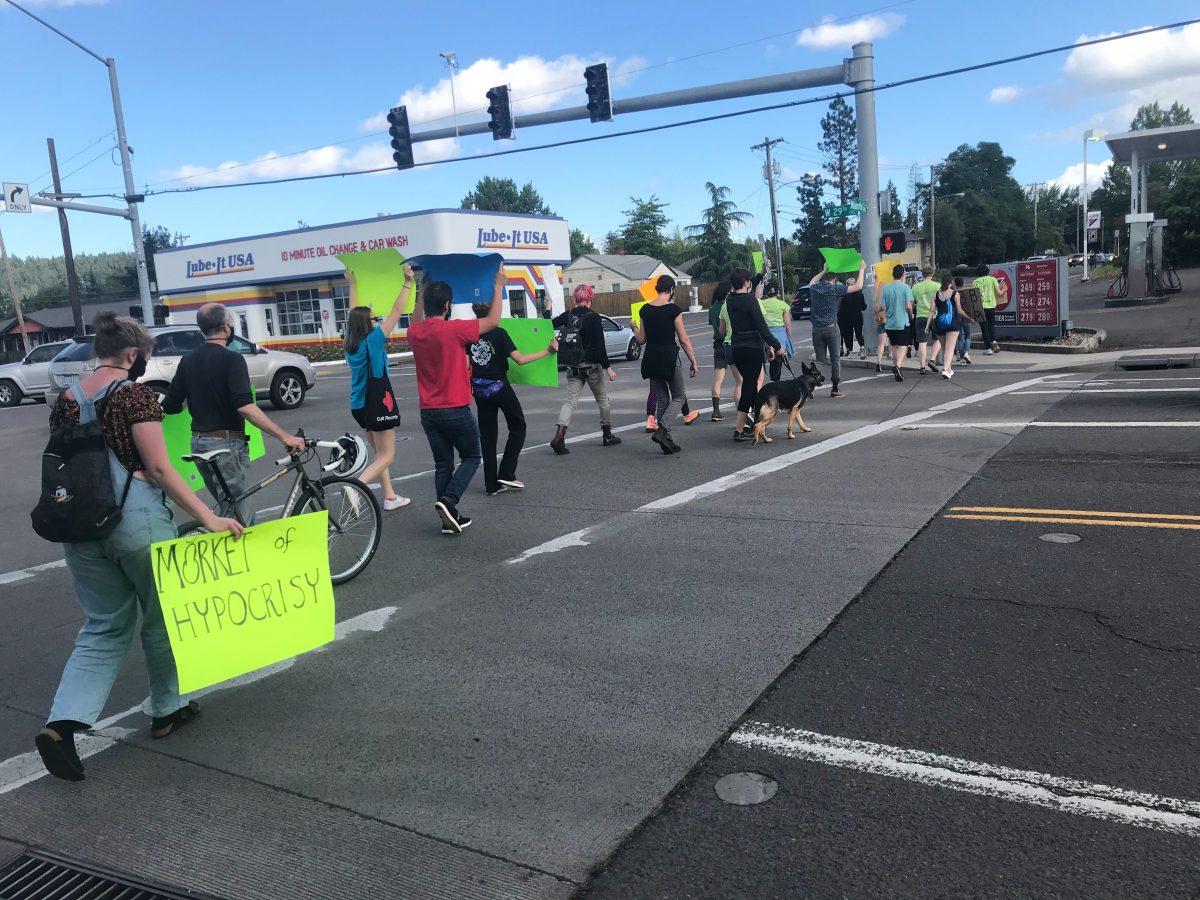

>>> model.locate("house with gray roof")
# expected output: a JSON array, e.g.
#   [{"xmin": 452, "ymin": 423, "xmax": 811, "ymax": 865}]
[{"xmin": 563, "ymin": 254, "xmax": 691, "ymax": 295}]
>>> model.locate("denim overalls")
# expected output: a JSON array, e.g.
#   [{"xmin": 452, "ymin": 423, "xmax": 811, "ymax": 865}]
[{"xmin": 48, "ymin": 382, "xmax": 183, "ymax": 726}]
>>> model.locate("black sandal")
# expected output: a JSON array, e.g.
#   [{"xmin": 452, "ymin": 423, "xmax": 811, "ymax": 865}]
[
  {"xmin": 151, "ymin": 700, "xmax": 201, "ymax": 739},
  {"xmin": 35, "ymin": 728, "xmax": 85, "ymax": 782}
]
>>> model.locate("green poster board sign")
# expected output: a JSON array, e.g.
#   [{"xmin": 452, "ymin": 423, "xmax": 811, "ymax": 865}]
[
  {"xmin": 818, "ymin": 247, "xmax": 863, "ymax": 273},
  {"xmin": 336, "ymin": 248, "xmax": 414, "ymax": 318},
  {"xmin": 162, "ymin": 389, "xmax": 266, "ymax": 492},
  {"xmin": 498, "ymin": 318, "xmax": 559, "ymax": 387}
]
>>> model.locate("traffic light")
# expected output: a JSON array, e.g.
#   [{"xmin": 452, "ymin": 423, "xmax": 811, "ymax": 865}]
[
  {"xmin": 584, "ymin": 63, "xmax": 612, "ymax": 122},
  {"xmin": 387, "ymin": 106, "xmax": 414, "ymax": 170},
  {"xmin": 880, "ymin": 229, "xmax": 907, "ymax": 255},
  {"xmin": 486, "ymin": 85, "xmax": 513, "ymax": 140}
]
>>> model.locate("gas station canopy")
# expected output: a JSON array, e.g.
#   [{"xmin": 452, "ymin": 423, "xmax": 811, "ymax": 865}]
[{"xmin": 1105, "ymin": 123, "xmax": 1200, "ymax": 166}]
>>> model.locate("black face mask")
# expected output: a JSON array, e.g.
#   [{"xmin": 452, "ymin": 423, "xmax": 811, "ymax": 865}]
[{"xmin": 127, "ymin": 353, "xmax": 148, "ymax": 381}]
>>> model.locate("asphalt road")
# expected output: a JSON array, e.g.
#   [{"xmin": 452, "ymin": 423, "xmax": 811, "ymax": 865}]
[
  {"xmin": 1069, "ymin": 266, "xmax": 1200, "ymax": 350},
  {"xmin": 585, "ymin": 370, "xmax": 1200, "ymax": 898},
  {"xmin": 1, "ymin": 315, "xmax": 1197, "ymax": 898}
]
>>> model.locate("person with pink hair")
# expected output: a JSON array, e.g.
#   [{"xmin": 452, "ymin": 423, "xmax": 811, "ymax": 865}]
[{"xmin": 548, "ymin": 284, "xmax": 621, "ymax": 453}]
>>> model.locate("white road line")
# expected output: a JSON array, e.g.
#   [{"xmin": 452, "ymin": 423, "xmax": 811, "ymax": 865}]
[
  {"xmin": 730, "ymin": 721, "xmax": 1200, "ymax": 837},
  {"xmin": 0, "ymin": 558, "xmax": 66, "ymax": 586},
  {"xmin": 641, "ymin": 374, "xmax": 1058, "ymax": 513},
  {"xmin": 509, "ymin": 373, "xmax": 1060, "ymax": 561},
  {"xmin": 0, "ymin": 606, "xmax": 400, "ymax": 795},
  {"xmin": 1015, "ymin": 388, "xmax": 1200, "ymax": 395},
  {"xmin": 904, "ymin": 421, "xmax": 1200, "ymax": 428}
]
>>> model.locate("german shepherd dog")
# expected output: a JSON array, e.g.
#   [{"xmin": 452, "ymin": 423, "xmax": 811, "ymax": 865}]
[{"xmin": 753, "ymin": 361, "xmax": 825, "ymax": 445}]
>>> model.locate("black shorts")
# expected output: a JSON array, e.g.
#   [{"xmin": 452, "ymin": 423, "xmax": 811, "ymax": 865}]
[
  {"xmin": 886, "ymin": 327, "xmax": 911, "ymax": 347},
  {"xmin": 713, "ymin": 341, "xmax": 728, "ymax": 369},
  {"xmin": 352, "ymin": 406, "xmax": 396, "ymax": 432}
]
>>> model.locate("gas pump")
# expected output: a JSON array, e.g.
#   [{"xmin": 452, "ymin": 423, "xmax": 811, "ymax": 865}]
[{"xmin": 1107, "ymin": 213, "xmax": 1181, "ymax": 301}]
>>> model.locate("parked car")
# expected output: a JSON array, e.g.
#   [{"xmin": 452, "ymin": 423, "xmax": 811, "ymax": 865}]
[
  {"xmin": 791, "ymin": 286, "xmax": 812, "ymax": 319},
  {"xmin": 1067, "ymin": 253, "xmax": 1084, "ymax": 267},
  {"xmin": 0, "ymin": 340, "xmax": 72, "ymax": 407},
  {"xmin": 1026, "ymin": 255, "xmax": 1054, "ymax": 262},
  {"xmin": 553, "ymin": 313, "xmax": 640, "ymax": 364},
  {"xmin": 45, "ymin": 326, "xmax": 317, "ymax": 409}
]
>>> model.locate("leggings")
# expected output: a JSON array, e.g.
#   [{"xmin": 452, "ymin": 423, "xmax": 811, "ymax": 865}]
[
  {"xmin": 649, "ymin": 364, "xmax": 687, "ymax": 434},
  {"xmin": 838, "ymin": 312, "xmax": 865, "ymax": 354},
  {"xmin": 646, "ymin": 385, "xmax": 690, "ymax": 417},
  {"xmin": 731, "ymin": 345, "xmax": 764, "ymax": 414}
]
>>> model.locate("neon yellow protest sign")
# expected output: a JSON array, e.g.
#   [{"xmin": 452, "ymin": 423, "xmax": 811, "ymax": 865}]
[
  {"xmin": 152, "ymin": 511, "xmax": 335, "ymax": 693},
  {"xmin": 162, "ymin": 392, "xmax": 265, "ymax": 492},
  {"xmin": 336, "ymin": 248, "xmax": 414, "ymax": 319}
]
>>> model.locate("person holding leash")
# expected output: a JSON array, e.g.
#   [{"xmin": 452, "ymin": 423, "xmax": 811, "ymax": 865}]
[{"xmin": 723, "ymin": 266, "xmax": 781, "ymax": 442}]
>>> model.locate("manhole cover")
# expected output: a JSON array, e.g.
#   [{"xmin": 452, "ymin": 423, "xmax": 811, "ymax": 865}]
[
  {"xmin": 715, "ymin": 771, "xmax": 778, "ymax": 805},
  {"xmin": 1040, "ymin": 532, "xmax": 1081, "ymax": 543}
]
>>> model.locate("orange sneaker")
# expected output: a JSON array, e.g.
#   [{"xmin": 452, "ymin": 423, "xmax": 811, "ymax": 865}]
[
  {"xmin": 645, "ymin": 415, "xmax": 658, "ymax": 432},
  {"xmin": 682, "ymin": 410, "xmax": 700, "ymax": 424}
]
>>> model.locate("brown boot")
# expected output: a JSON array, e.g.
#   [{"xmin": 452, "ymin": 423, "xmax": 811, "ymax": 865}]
[
  {"xmin": 602, "ymin": 424, "xmax": 622, "ymax": 446},
  {"xmin": 550, "ymin": 425, "xmax": 569, "ymax": 455}
]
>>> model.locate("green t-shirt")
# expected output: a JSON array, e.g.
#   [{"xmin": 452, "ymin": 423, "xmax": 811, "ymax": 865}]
[
  {"xmin": 718, "ymin": 300, "xmax": 732, "ymax": 345},
  {"xmin": 760, "ymin": 297, "xmax": 791, "ymax": 328},
  {"xmin": 973, "ymin": 274, "xmax": 1001, "ymax": 309},
  {"xmin": 911, "ymin": 279, "xmax": 939, "ymax": 317}
]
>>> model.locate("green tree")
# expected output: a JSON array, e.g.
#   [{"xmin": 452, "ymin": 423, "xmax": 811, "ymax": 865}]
[
  {"xmin": 142, "ymin": 225, "xmax": 188, "ymax": 290},
  {"xmin": 618, "ymin": 195, "xmax": 670, "ymax": 258},
  {"xmin": 880, "ymin": 179, "xmax": 903, "ymax": 229},
  {"xmin": 460, "ymin": 176, "xmax": 552, "ymax": 214},
  {"xmin": 569, "ymin": 228, "xmax": 597, "ymax": 259},
  {"xmin": 1029, "ymin": 184, "xmax": 1079, "ymax": 255},
  {"xmin": 905, "ymin": 163, "xmax": 922, "ymax": 230},
  {"xmin": 660, "ymin": 229, "xmax": 696, "ymax": 268},
  {"xmin": 934, "ymin": 142, "xmax": 1032, "ymax": 264},
  {"xmin": 684, "ymin": 182, "xmax": 748, "ymax": 282},
  {"xmin": 819, "ymin": 97, "xmax": 858, "ymax": 244},
  {"xmin": 790, "ymin": 174, "xmax": 828, "ymax": 274}
]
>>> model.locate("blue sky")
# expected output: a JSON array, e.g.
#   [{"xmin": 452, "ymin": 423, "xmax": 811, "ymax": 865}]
[{"xmin": 2, "ymin": 0, "xmax": 1198, "ymax": 260}]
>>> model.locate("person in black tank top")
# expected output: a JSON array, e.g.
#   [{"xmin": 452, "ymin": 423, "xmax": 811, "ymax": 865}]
[
  {"xmin": 633, "ymin": 275, "xmax": 698, "ymax": 454},
  {"xmin": 724, "ymin": 266, "xmax": 781, "ymax": 441}
]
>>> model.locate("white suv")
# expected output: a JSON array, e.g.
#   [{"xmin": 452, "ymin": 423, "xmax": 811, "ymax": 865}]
[
  {"xmin": 0, "ymin": 340, "xmax": 72, "ymax": 407},
  {"xmin": 46, "ymin": 326, "xmax": 317, "ymax": 409}
]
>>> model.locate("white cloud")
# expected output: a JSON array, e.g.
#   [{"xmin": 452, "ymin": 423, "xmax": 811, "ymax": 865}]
[
  {"xmin": 1063, "ymin": 23, "xmax": 1200, "ymax": 93},
  {"xmin": 159, "ymin": 138, "xmax": 460, "ymax": 187},
  {"xmin": 362, "ymin": 53, "xmax": 646, "ymax": 132},
  {"xmin": 795, "ymin": 13, "xmax": 904, "ymax": 49},
  {"xmin": 989, "ymin": 86, "xmax": 1025, "ymax": 104},
  {"xmin": 1051, "ymin": 158, "xmax": 1113, "ymax": 197}
]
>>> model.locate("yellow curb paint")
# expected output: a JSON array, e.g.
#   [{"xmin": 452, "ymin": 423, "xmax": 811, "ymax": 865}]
[
  {"xmin": 944, "ymin": 514, "xmax": 1200, "ymax": 531},
  {"xmin": 949, "ymin": 506, "xmax": 1200, "ymax": 522}
]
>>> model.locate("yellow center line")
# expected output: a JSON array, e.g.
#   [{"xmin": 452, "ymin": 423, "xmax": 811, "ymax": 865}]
[
  {"xmin": 944, "ymin": 514, "xmax": 1200, "ymax": 531},
  {"xmin": 948, "ymin": 506, "xmax": 1200, "ymax": 522}
]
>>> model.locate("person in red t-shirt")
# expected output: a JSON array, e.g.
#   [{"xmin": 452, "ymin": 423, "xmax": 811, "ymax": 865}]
[{"xmin": 408, "ymin": 268, "xmax": 504, "ymax": 534}]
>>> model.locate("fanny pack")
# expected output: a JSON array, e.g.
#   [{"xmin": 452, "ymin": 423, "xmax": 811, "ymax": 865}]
[{"xmin": 471, "ymin": 377, "xmax": 505, "ymax": 399}]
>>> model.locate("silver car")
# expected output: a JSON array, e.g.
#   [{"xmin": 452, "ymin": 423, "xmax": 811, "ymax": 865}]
[
  {"xmin": 554, "ymin": 314, "xmax": 640, "ymax": 364},
  {"xmin": 46, "ymin": 326, "xmax": 317, "ymax": 409},
  {"xmin": 0, "ymin": 340, "xmax": 72, "ymax": 407}
]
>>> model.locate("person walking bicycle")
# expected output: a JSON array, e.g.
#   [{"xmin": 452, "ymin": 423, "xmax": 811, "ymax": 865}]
[{"xmin": 34, "ymin": 312, "xmax": 242, "ymax": 782}]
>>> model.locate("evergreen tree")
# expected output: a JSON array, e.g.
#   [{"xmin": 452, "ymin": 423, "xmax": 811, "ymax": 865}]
[
  {"xmin": 618, "ymin": 195, "xmax": 670, "ymax": 258},
  {"xmin": 460, "ymin": 176, "xmax": 552, "ymax": 215},
  {"xmin": 880, "ymin": 179, "xmax": 903, "ymax": 230},
  {"xmin": 791, "ymin": 174, "xmax": 828, "ymax": 274},
  {"xmin": 684, "ymin": 182, "xmax": 748, "ymax": 282},
  {"xmin": 569, "ymin": 228, "xmax": 597, "ymax": 259},
  {"xmin": 818, "ymin": 97, "xmax": 858, "ymax": 244}
]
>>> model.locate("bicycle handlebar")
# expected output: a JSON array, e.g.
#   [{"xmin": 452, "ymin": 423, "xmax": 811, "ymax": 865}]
[{"xmin": 274, "ymin": 438, "xmax": 342, "ymax": 467}]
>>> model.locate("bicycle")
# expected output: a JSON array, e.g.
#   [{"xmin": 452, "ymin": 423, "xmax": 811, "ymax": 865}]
[{"xmin": 175, "ymin": 431, "xmax": 382, "ymax": 584}]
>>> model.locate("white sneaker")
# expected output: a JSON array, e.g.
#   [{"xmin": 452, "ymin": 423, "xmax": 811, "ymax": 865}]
[
  {"xmin": 383, "ymin": 495, "xmax": 411, "ymax": 511},
  {"xmin": 984, "ymin": 349, "xmax": 995, "ymax": 355},
  {"xmin": 497, "ymin": 479, "xmax": 525, "ymax": 490},
  {"xmin": 941, "ymin": 370, "xmax": 954, "ymax": 380}
]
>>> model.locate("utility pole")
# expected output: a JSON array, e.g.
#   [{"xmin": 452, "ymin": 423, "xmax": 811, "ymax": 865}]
[
  {"xmin": 47, "ymin": 138, "xmax": 84, "ymax": 335},
  {"xmin": 1024, "ymin": 182, "xmax": 1042, "ymax": 247},
  {"xmin": 0, "ymin": 227, "xmax": 32, "ymax": 356},
  {"xmin": 930, "ymin": 163, "xmax": 939, "ymax": 271},
  {"xmin": 440, "ymin": 51, "xmax": 460, "ymax": 138},
  {"xmin": 752, "ymin": 137, "xmax": 785, "ymax": 293},
  {"xmin": 5, "ymin": 1, "xmax": 153, "ymax": 324}
]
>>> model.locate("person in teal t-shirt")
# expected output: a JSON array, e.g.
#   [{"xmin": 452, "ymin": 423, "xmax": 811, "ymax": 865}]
[{"xmin": 879, "ymin": 264, "xmax": 914, "ymax": 381}]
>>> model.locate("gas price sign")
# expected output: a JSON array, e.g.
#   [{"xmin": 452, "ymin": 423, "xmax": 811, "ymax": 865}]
[{"xmin": 1016, "ymin": 260, "xmax": 1059, "ymax": 326}]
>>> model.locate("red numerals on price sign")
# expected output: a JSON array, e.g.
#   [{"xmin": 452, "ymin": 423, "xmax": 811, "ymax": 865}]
[{"xmin": 1016, "ymin": 261, "xmax": 1059, "ymax": 326}]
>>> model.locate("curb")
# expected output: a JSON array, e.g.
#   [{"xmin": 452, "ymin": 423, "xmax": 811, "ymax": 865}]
[{"xmin": 994, "ymin": 328, "xmax": 1106, "ymax": 355}]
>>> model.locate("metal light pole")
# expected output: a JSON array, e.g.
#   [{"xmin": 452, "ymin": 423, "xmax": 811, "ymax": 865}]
[
  {"xmin": 440, "ymin": 51, "xmax": 460, "ymax": 138},
  {"xmin": 5, "ymin": 0, "xmax": 154, "ymax": 324},
  {"xmin": 1081, "ymin": 128, "xmax": 1104, "ymax": 283},
  {"xmin": 930, "ymin": 163, "xmax": 940, "ymax": 271}
]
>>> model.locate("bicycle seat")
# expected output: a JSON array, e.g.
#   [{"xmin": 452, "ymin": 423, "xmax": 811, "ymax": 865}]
[{"xmin": 181, "ymin": 449, "xmax": 233, "ymax": 464}]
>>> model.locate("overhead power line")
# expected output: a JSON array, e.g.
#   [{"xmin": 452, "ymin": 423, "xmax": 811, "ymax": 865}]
[{"xmin": 70, "ymin": 15, "xmax": 1200, "ymax": 200}]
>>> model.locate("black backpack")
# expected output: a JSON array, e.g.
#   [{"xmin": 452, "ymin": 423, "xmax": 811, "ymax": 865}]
[
  {"xmin": 31, "ymin": 382, "xmax": 134, "ymax": 544},
  {"xmin": 557, "ymin": 309, "xmax": 589, "ymax": 368}
]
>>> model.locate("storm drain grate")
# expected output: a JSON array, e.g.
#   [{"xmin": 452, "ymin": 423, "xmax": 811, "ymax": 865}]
[{"xmin": 0, "ymin": 850, "xmax": 209, "ymax": 900}]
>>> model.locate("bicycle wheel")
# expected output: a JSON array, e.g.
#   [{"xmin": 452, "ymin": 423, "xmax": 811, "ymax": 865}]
[{"xmin": 288, "ymin": 476, "xmax": 381, "ymax": 584}]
